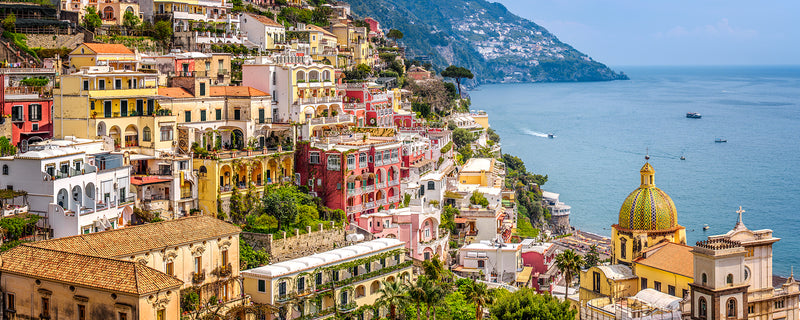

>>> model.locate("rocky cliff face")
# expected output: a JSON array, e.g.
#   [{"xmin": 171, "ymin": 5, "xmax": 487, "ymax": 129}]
[{"xmin": 345, "ymin": 0, "xmax": 628, "ymax": 83}]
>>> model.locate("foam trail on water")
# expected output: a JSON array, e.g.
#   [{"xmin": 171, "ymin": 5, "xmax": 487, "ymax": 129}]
[{"xmin": 522, "ymin": 129, "xmax": 549, "ymax": 138}]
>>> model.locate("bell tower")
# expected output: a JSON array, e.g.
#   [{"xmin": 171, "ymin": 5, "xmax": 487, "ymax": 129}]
[{"xmin": 689, "ymin": 238, "xmax": 749, "ymax": 320}]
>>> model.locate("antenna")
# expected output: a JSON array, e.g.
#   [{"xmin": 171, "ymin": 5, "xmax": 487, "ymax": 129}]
[{"xmin": 645, "ymin": 147, "xmax": 650, "ymax": 161}]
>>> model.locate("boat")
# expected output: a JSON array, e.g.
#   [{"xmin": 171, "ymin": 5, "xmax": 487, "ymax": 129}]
[
  {"xmin": 715, "ymin": 137, "xmax": 727, "ymax": 143},
  {"xmin": 680, "ymin": 156, "xmax": 686, "ymax": 160},
  {"xmin": 703, "ymin": 224, "xmax": 710, "ymax": 231},
  {"xmin": 686, "ymin": 112, "xmax": 702, "ymax": 119},
  {"xmin": 547, "ymin": 133, "xmax": 554, "ymax": 139}
]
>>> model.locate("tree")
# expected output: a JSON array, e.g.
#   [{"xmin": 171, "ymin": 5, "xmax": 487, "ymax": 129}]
[
  {"xmin": 258, "ymin": 185, "xmax": 302, "ymax": 230},
  {"xmin": 387, "ymin": 29, "xmax": 404, "ymax": 41},
  {"xmin": 584, "ymin": 245, "xmax": 600, "ymax": 268},
  {"xmin": 435, "ymin": 291, "xmax": 476, "ymax": 320},
  {"xmin": 441, "ymin": 205, "xmax": 458, "ymax": 234},
  {"xmin": 0, "ymin": 137, "xmax": 16, "ymax": 156},
  {"xmin": 153, "ymin": 20, "xmax": 173, "ymax": 45},
  {"xmin": 452, "ymin": 128, "xmax": 475, "ymax": 148},
  {"xmin": 376, "ymin": 280, "xmax": 408, "ymax": 320},
  {"xmin": 239, "ymin": 238, "xmax": 269, "ymax": 270},
  {"xmin": 462, "ymin": 279, "xmax": 491, "ymax": 320},
  {"xmin": 441, "ymin": 66, "xmax": 474, "ymax": 97},
  {"xmin": 412, "ymin": 102, "xmax": 431, "ymax": 119},
  {"xmin": 407, "ymin": 276, "xmax": 430, "ymax": 320},
  {"xmin": 469, "ymin": 191, "xmax": 489, "ymax": 207},
  {"xmin": 123, "ymin": 11, "xmax": 140, "ymax": 30},
  {"xmin": 423, "ymin": 280, "xmax": 449, "ymax": 320},
  {"xmin": 422, "ymin": 255, "xmax": 448, "ymax": 282},
  {"xmin": 489, "ymin": 288, "xmax": 576, "ymax": 320},
  {"xmin": 555, "ymin": 249, "xmax": 584, "ymax": 300},
  {"xmin": 82, "ymin": 7, "xmax": 102, "ymax": 32},
  {"xmin": 2, "ymin": 13, "xmax": 16, "ymax": 32}
]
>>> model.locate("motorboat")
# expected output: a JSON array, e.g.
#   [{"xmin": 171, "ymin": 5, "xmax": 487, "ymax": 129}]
[
  {"xmin": 715, "ymin": 137, "xmax": 727, "ymax": 143},
  {"xmin": 686, "ymin": 112, "xmax": 702, "ymax": 119}
]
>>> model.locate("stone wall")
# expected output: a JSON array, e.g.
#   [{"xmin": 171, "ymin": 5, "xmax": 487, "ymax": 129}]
[
  {"xmin": 241, "ymin": 222, "xmax": 349, "ymax": 263},
  {"xmin": 23, "ymin": 33, "xmax": 85, "ymax": 50}
]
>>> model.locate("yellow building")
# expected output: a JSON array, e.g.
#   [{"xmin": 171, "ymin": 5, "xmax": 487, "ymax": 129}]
[
  {"xmin": 612, "ymin": 162, "xmax": 686, "ymax": 265},
  {"xmin": 68, "ymin": 43, "xmax": 139, "ymax": 71},
  {"xmin": 580, "ymin": 265, "xmax": 639, "ymax": 303},
  {"xmin": 242, "ymin": 238, "xmax": 413, "ymax": 319},
  {"xmin": 459, "ymin": 158, "xmax": 502, "ymax": 187}
]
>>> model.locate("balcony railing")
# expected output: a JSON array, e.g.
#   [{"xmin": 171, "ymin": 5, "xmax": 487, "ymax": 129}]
[
  {"xmin": 364, "ymin": 202, "xmax": 376, "ymax": 209},
  {"xmin": 347, "ymin": 188, "xmax": 362, "ymax": 196},
  {"xmin": 220, "ymin": 185, "xmax": 233, "ymax": 192},
  {"xmin": 389, "ymin": 180, "xmax": 399, "ymax": 186},
  {"xmin": 362, "ymin": 185, "xmax": 374, "ymax": 192},
  {"xmin": 191, "ymin": 270, "xmax": 206, "ymax": 284},
  {"xmin": 377, "ymin": 199, "xmax": 387, "ymax": 206},
  {"xmin": 375, "ymin": 181, "xmax": 387, "ymax": 189},
  {"xmin": 295, "ymin": 96, "xmax": 340, "ymax": 105},
  {"xmin": 308, "ymin": 114, "xmax": 354, "ymax": 125},
  {"xmin": 346, "ymin": 205, "xmax": 362, "ymax": 213},
  {"xmin": 343, "ymin": 102, "xmax": 366, "ymax": 110},
  {"xmin": 388, "ymin": 195, "xmax": 400, "ymax": 203}
]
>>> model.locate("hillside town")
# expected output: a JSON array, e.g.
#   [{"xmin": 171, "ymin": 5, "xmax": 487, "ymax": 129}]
[{"xmin": 0, "ymin": 1, "xmax": 796, "ymax": 320}]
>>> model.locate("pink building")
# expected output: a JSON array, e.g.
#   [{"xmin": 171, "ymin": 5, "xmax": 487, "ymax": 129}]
[
  {"xmin": 340, "ymin": 82, "xmax": 393, "ymax": 127},
  {"xmin": 520, "ymin": 240, "xmax": 560, "ymax": 293},
  {"xmin": 357, "ymin": 200, "xmax": 449, "ymax": 262},
  {"xmin": 363, "ymin": 17, "xmax": 381, "ymax": 36}
]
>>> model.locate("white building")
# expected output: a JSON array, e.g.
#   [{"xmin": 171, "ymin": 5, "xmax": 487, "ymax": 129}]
[
  {"xmin": 241, "ymin": 13, "xmax": 286, "ymax": 51},
  {"xmin": 0, "ymin": 138, "xmax": 134, "ymax": 238},
  {"xmin": 456, "ymin": 240, "xmax": 522, "ymax": 284}
]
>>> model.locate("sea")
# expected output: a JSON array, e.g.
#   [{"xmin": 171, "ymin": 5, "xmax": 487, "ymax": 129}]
[{"xmin": 470, "ymin": 66, "xmax": 800, "ymax": 275}]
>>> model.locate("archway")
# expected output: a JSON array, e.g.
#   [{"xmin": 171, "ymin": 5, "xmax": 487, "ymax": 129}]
[
  {"xmin": 103, "ymin": 6, "xmax": 114, "ymax": 20},
  {"xmin": 124, "ymin": 124, "xmax": 138, "ymax": 147},
  {"xmin": 97, "ymin": 121, "xmax": 106, "ymax": 137},
  {"xmin": 231, "ymin": 129, "xmax": 244, "ymax": 149},
  {"xmin": 57, "ymin": 188, "xmax": 68, "ymax": 210}
]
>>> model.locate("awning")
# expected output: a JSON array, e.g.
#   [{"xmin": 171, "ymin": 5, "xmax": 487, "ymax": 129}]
[
  {"xmin": 131, "ymin": 176, "xmax": 171, "ymax": 186},
  {"xmin": 516, "ymin": 267, "xmax": 533, "ymax": 284},
  {"xmin": 453, "ymin": 266, "xmax": 481, "ymax": 273},
  {"xmin": 129, "ymin": 154, "xmax": 155, "ymax": 161}
]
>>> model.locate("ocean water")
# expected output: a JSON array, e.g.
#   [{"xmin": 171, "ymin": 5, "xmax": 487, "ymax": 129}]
[{"xmin": 470, "ymin": 66, "xmax": 800, "ymax": 275}]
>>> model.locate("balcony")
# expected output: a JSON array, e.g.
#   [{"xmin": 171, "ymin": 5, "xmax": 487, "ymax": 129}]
[
  {"xmin": 346, "ymin": 205, "xmax": 362, "ymax": 213},
  {"xmin": 343, "ymin": 102, "xmax": 366, "ymax": 110},
  {"xmin": 388, "ymin": 195, "xmax": 400, "ymax": 203},
  {"xmin": 338, "ymin": 302, "xmax": 358, "ymax": 313},
  {"xmin": 295, "ymin": 96, "xmax": 341, "ymax": 105},
  {"xmin": 375, "ymin": 181, "xmax": 387, "ymax": 189},
  {"xmin": 362, "ymin": 185, "xmax": 375, "ymax": 193},
  {"xmin": 364, "ymin": 202, "xmax": 376, "ymax": 209},
  {"xmin": 389, "ymin": 180, "xmax": 399, "ymax": 187},
  {"xmin": 308, "ymin": 114, "xmax": 354, "ymax": 125},
  {"xmin": 377, "ymin": 199, "xmax": 387, "ymax": 206},
  {"xmin": 347, "ymin": 188, "xmax": 362, "ymax": 196},
  {"xmin": 211, "ymin": 263, "xmax": 233, "ymax": 278},
  {"xmin": 191, "ymin": 270, "xmax": 206, "ymax": 284},
  {"xmin": 220, "ymin": 185, "xmax": 233, "ymax": 192},
  {"xmin": 296, "ymin": 81, "xmax": 335, "ymax": 89}
]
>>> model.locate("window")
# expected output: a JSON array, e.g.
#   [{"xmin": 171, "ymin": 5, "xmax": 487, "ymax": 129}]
[
  {"xmin": 654, "ymin": 281, "xmax": 661, "ymax": 292},
  {"xmin": 166, "ymin": 261, "xmax": 174, "ymax": 276},
  {"xmin": 365, "ymin": 262, "xmax": 371, "ymax": 273},
  {"xmin": 775, "ymin": 299, "xmax": 785, "ymax": 309},
  {"xmin": 620, "ymin": 238, "xmax": 627, "ymax": 259},
  {"xmin": 257, "ymin": 279, "xmax": 266, "ymax": 292},
  {"xmin": 332, "ymin": 270, "xmax": 339, "ymax": 282},
  {"xmin": 160, "ymin": 126, "xmax": 173, "ymax": 141},
  {"xmin": 157, "ymin": 309, "xmax": 165, "ymax": 320},
  {"xmin": 682, "ymin": 289, "xmax": 688, "ymax": 299},
  {"xmin": 2, "ymin": 165, "xmax": 7, "ymax": 175},
  {"xmin": 593, "ymin": 271, "xmax": 601, "ymax": 292},
  {"xmin": 194, "ymin": 256, "xmax": 202, "ymax": 273},
  {"xmin": 206, "ymin": 61, "xmax": 211, "ymax": 70},
  {"xmin": 297, "ymin": 277, "xmax": 305, "ymax": 292},
  {"xmin": 11, "ymin": 105, "xmax": 22, "ymax": 121},
  {"xmin": 258, "ymin": 109, "xmax": 265, "ymax": 123},
  {"xmin": 347, "ymin": 154, "xmax": 356, "ymax": 170},
  {"xmin": 359, "ymin": 153, "xmax": 367, "ymax": 168},
  {"xmin": 327, "ymin": 155, "xmax": 340, "ymax": 170},
  {"xmin": 340, "ymin": 291, "xmax": 348, "ymax": 305},
  {"xmin": 115, "ymin": 79, "xmax": 122, "ymax": 89},
  {"xmin": 668, "ymin": 285, "xmax": 675, "ymax": 296},
  {"xmin": 32, "ymin": 123, "xmax": 39, "ymax": 131},
  {"xmin": 310, "ymin": 152, "xmax": 320, "ymax": 164},
  {"xmin": 218, "ymin": 60, "xmax": 223, "ymax": 69},
  {"xmin": 185, "ymin": 110, "xmax": 192, "ymax": 122},
  {"xmin": 78, "ymin": 304, "xmax": 87, "ymax": 320},
  {"xmin": 147, "ymin": 99, "xmax": 154, "ymax": 115},
  {"xmin": 98, "ymin": 79, "xmax": 105, "ymax": 90},
  {"xmin": 120, "ymin": 100, "xmax": 128, "ymax": 116},
  {"xmin": 427, "ymin": 181, "xmax": 435, "ymax": 190},
  {"xmin": 29, "ymin": 104, "xmax": 41, "ymax": 121},
  {"xmin": 278, "ymin": 281, "xmax": 287, "ymax": 296},
  {"xmin": 702, "ymin": 273, "xmax": 708, "ymax": 286},
  {"xmin": 699, "ymin": 297, "xmax": 707, "ymax": 318},
  {"xmin": 748, "ymin": 305, "xmax": 755, "ymax": 314},
  {"xmin": 727, "ymin": 274, "xmax": 734, "ymax": 285},
  {"xmin": 200, "ymin": 82, "xmax": 206, "ymax": 96},
  {"xmin": 216, "ymin": 109, "xmax": 222, "ymax": 120},
  {"xmin": 6, "ymin": 293, "xmax": 14, "ymax": 310},
  {"xmin": 104, "ymin": 100, "xmax": 112, "ymax": 117},
  {"xmin": 316, "ymin": 273, "xmax": 323, "ymax": 286},
  {"xmin": 641, "ymin": 277, "xmax": 648, "ymax": 289},
  {"xmin": 41, "ymin": 297, "xmax": 50, "ymax": 317},
  {"xmin": 477, "ymin": 260, "xmax": 485, "ymax": 268},
  {"xmin": 727, "ymin": 298, "xmax": 737, "ymax": 317},
  {"xmin": 143, "ymin": 127, "xmax": 151, "ymax": 142},
  {"xmin": 234, "ymin": 109, "xmax": 241, "ymax": 120},
  {"xmin": 744, "ymin": 266, "xmax": 750, "ymax": 281},
  {"xmin": 136, "ymin": 99, "xmax": 144, "ymax": 115},
  {"xmin": 83, "ymin": 80, "xmax": 89, "ymax": 90},
  {"xmin": 119, "ymin": 312, "xmax": 128, "ymax": 320}
]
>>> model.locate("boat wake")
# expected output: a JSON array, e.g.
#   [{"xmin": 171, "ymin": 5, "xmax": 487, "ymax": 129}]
[{"xmin": 522, "ymin": 129, "xmax": 550, "ymax": 138}]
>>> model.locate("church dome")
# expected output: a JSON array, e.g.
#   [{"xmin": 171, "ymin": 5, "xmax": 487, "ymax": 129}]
[{"xmin": 617, "ymin": 163, "xmax": 679, "ymax": 231}]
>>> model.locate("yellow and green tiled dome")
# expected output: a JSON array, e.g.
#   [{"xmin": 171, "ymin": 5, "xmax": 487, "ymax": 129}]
[{"xmin": 617, "ymin": 163, "xmax": 678, "ymax": 231}]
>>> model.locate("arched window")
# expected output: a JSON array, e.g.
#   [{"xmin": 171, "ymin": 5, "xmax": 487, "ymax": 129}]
[
  {"xmin": 198, "ymin": 166, "xmax": 207, "ymax": 176},
  {"xmin": 727, "ymin": 274, "xmax": 734, "ymax": 285},
  {"xmin": 620, "ymin": 238, "xmax": 627, "ymax": 259},
  {"xmin": 727, "ymin": 298, "xmax": 737, "ymax": 317},
  {"xmin": 702, "ymin": 273, "xmax": 708, "ymax": 286},
  {"xmin": 699, "ymin": 297, "xmax": 707, "ymax": 318},
  {"xmin": 142, "ymin": 126, "xmax": 151, "ymax": 142},
  {"xmin": 427, "ymin": 181, "xmax": 435, "ymax": 190},
  {"xmin": 102, "ymin": 6, "xmax": 114, "ymax": 20},
  {"xmin": 2, "ymin": 165, "xmax": 7, "ymax": 175}
]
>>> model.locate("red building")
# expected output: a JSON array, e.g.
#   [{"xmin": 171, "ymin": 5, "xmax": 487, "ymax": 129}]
[
  {"xmin": 340, "ymin": 83, "xmax": 393, "ymax": 127},
  {"xmin": 0, "ymin": 72, "xmax": 55, "ymax": 148},
  {"xmin": 363, "ymin": 17, "xmax": 382, "ymax": 36},
  {"xmin": 520, "ymin": 241, "xmax": 560, "ymax": 293},
  {"xmin": 294, "ymin": 133, "xmax": 403, "ymax": 221}
]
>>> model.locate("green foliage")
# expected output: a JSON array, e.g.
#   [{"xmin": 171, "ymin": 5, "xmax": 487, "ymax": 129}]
[
  {"xmin": 344, "ymin": 63, "xmax": 373, "ymax": 81},
  {"xmin": 441, "ymin": 65, "xmax": 474, "ymax": 96},
  {"xmin": 181, "ymin": 289, "xmax": 200, "ymax": 312},
  {"xmin": 123, "ymin": 11, "xmax": 141, "ymax": 29},
  {"xmin": 387, "ymin": 29, "xmax": 404, "ymax": 40},
  {"xmin": 352, "ymin": 19, "xmax": 371, "ymax": 32},
  {"xmin": 441, "ymin": 205, "xmax": 458, "ymax": 234},
  {"xmin": 515, "ymin": 217, "xmax": 539, "ymax": 238},
  {"xmin": 0, "ymin": 239, "xmax": 29, "ymax": 252},
  {"xmin": 502, "ymin": 153, "xmax": 549, "ymax": 222},
  {"xmin": 0, "ymin": 215, "xmax": 41, "ymax": 240},
  {"xmin": 20, "ymin": 77, "xmax": 49, "ymax": 87},
  {"xmin": 2, "ymin": 13, "xmax": 16, "ymax": 31},
  {"xmin": 82, "ymin": 7, "xmax": 102, "ymax": 32},
  {"xmin": 452, "ymin": 128, "xmax": 475, "ymax": 148},
  {"xmin": 584, "ymin": 244, "xmax": 600, "ymax": 268},
  {"xmin": 490, "ymin": 289, "xmax": 576, "ymax": 320},
  {"xmin": 0, "ymin": 137, "xmax": 17, "ymax": 156},
  {"xmin": 412, "ymin": 102, "xmax": 431, "ymax": 119},
  {"xmin": 436, "ymin": 290, "xmax": 477, "ymax": 320},
  {"xmin": 376, "ymin": 280, "xmax": 408, "ymax": 320},
  {"xmin": 555, "ymin": 249, "xmax": 584, "ymax": 300},
  {"xmin": 487, "ymin": 128, "xmax": 500, "ymax": 144},
  {"xmin": 462, "ymin": 279, "xmax": 492, "ymax": 320},
  {"xmin": 469, "ymin": 190, "xmax": 489, "ymax": 207},
  {"xmin": 153, "ymin": 21, "xmax": 173, "ymax": 44},
  {"xmin": 239, "ymin": 238, "xmax": 269, "ymax": 270},
  {"xmin": 2, "ymin": 31, "xmax": 38, "ymax": 61},
  {"xmin": 443, "ymin": 82, "xmax": 458, "ymax": 100},
  {"xmin": 402, "ymin": 193, "xmax": 411, "ymax": 207},
  {"xmin": 257, "ymin": 185, "xmax": 305, "ymax": 230}
]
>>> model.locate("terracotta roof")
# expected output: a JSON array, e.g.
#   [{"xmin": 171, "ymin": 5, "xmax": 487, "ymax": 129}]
[
  {"xmin": 2, "ymin": 245, "xmax": 182, "ymax": 295},
  {"xmin": 29, "ymin": 216, "xmax": 241, "ymax": 258},
  {"xmin": 307, "ymin": 24, "xmax": 336, "ymax": 38},
  {"xmin": 246, "ymin": 13, "xmax": 283, "ymax": 27},
  {"xmin": 158, "ymin": 87, "xmax": 193, "ymax": 98},
  {"xmin": 81, "ymin": 43, "xmax": 135, "ymax": 55},
  {"xmin": 634, "ymin": 241, "xmax": 694, "ymax": 278},
  {"xmin": 209, "ymin": 86, "xmax": 270, "ymax": 97}
]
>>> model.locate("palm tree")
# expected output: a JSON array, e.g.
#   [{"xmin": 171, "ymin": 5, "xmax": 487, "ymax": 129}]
[
  {"xmin": 555, "ymin": 249, "xmax": 585, "ymax": 300},
  {"xmin": 422, "ymin": 254, "xmax": 446, "ymax": 281},
  {"xmin": 423, "ymin": 281, "xmax": 450, "ymax": 320},
  {"xmin": 462, "ymin": 279, "xmax": 491, "ymax": 320},
  {"xmin": 376, "ymin": 280, "xmax": 407, "ymax": 320},
  {"xmin": 407, "ymin": 276, "xmax": 430, "ymax": 320}
]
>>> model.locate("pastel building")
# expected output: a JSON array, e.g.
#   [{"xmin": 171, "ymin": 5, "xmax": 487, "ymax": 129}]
[
  {"xmin": 141, "ymin": 0, "xmax": 244, "ymax": 50},
  {"xmin": 339, "ymin": 82, "xmax": 393, "ymax": 127},
  {"xmin": 294, "ymin": 133, "xmax": 402, "ymax": 221},
  {"xmin": 0, "ymin": 69, "xmax": 56, "ymax": 148},
  {"xmin": 455, "ymin": 240, "xmax": 522, "ymax": 284},
  {"xmin": 520, "ymin": 240, "xmax": 560, "ymax": 293},
  {"xmin": 458, "ymin": 157, "xmax": 504, "ymax": 188},
  {"xmin": 357, "ymin": 200, "xmax": 449, "ymax": 261},
  {"xmin": 67, "ymin": 43, "xmax": 140, "ymax": 71},
  {"xmin": 0, "ymin": 138, "xmax": 134, "ymax": 238},
  {"xmin": 241, "ymin": 13, "xmax": 286, "ymax": 51},
  {"xmin": 242, "ymin": 238, "xmax": 413, "ymax": 320}
]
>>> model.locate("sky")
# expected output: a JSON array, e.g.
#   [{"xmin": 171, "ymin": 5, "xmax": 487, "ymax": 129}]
[{"xmin": 491, "ymin": 0, "xmax": 800, "ymax": 66}]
